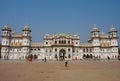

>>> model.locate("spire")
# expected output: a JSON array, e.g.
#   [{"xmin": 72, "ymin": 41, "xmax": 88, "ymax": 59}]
[
  {"xmin": 111, "ymin": 24, "xmax": 114, "ymax": 28},
  {"xmin": 101, "ymin": 30, "xmax": 105, "ymax": 35},
  {"xmin": 93, "ymin": 24, "xmax": 97, "ymax": 28},
  {"xmin": 12, "ymin": 29, "xmax": 17, "ymax": 34}
]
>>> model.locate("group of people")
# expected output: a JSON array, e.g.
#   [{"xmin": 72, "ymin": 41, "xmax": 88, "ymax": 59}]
[{"xmin": 25, "ymin": 54, "xmax": 37, "ymax": 62}]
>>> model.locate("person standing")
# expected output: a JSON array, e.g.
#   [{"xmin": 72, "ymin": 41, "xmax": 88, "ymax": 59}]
[{"xmin": 44, "ymin": 57, "xmax": 47, "ymax": 62}]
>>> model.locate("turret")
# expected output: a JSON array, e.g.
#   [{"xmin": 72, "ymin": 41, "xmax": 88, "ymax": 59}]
[
  {"xmin": 1, "ymin": 24, "xmax": 12, "ymax": 59},
  {"xmin": 109, "ymin": 26, "xmax": 118, "ymax": 47},
  {"xmin": 2, "ymin": 24, "xmax": 11, "ymax": 37},
  {"xmin": 109, "ymin": 26, "xmax": 117, "ymax": 38},
  {"xmin": 108, "ymin": 26, "xmax": 119, "ymax": 58},
  {"xmin": 91, "ymin": 25, "xmax": 100, "ymax": 55},
  {"xmin": 22, "ymin": 25, "xmax": 31, "ymax": 58},
  {"xmin": 91, "ymin": 24, "xmax": 100, "ymax": 37},
  {"xmin": 22, "ymin": 25, "xmax": 31, "ymax": 36}
]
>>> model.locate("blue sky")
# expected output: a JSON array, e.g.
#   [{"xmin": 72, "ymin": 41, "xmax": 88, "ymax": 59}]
[{"xmin": 0, "ymin": 0, "xmax": 120, "ymax": 43}]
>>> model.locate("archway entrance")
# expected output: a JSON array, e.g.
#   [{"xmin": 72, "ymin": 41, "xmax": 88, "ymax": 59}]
[{"xmin": 59, "ymin": 49, "xmax": 66, "ymax": 60}]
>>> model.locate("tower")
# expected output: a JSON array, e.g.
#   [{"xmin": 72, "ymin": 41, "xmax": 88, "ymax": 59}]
[
  {"xmin": 109, "ymin": 26, "xmax": 118, "ymax": 57},
  {"xmin": 22, "ymin": 25, "xmax": 31, "ymax": 58},
  {"xmin": 1, "ymin": 24, "xmax": 11, "ymax": 59},
  {"xmin": 91, "ymin": 25, "xmax": 100, "ymax": 56}
]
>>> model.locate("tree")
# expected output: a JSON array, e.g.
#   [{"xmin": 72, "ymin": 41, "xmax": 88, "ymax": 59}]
[{"xmin": 118, "ymin": 48, "xmax": 120, "ymax": 54}]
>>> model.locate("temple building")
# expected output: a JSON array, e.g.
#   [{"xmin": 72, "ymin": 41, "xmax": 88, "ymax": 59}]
[{"xmin": 0, "ymin": 24, "xmax": 119, "ymax": 60}]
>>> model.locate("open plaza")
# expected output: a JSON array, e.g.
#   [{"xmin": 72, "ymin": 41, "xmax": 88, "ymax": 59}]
[{"xmin": 0, "ymin": 60, "xmax": 120, "ymax": 81}]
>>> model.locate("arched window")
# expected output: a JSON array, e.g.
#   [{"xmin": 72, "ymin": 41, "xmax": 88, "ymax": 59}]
[
  {"xmin": 83, "ymin": 54, "xmax": 86, "ymax": 59},
  {"xmin": 55, "ymin": 41, "xmax": 57, "ymax": 44},
  {"xmin": 55, "ymin": 54, "xmax": 57, "ymax": 58},
  {"xmin": 68, "ymin": 48, "xmax": 70, "ymax": 52},
  {"xmin": 46, "ymin": 42, "xmax": 48, "ymax": 44},
  {"xmin": 73, "ymin": 49, "xmax": 75, "ymax": 52},
  {"xmin": 46, "ymin": 49, "xmax": 48, "ymax": 52},
  {"xmin": 83, "ymin": 48, "xmax": 85, "ymax": 52},
  {"xmin": 76, "ymin": 42, "xmax": 78, "ymax": 44},
  {"xmin": 90, "ymin": 49, "xmax": 92, "ymax": 52},
  {"xmin": 59, "ymin": 40, "xmax": 61, "ymax": 44},
  {"xmin": 68, "ymin": 40, "xmax": 70, "ymax": 44},
  {"xmin": 68, "ymin": 54, "xmax": 71, "ymax": 58},
  {"xmin": 62, "ymin": 40, "xmax": 64, "ymax": 44},
  {"xmin": 55, "ymin": 48, "xmax": 57, "ymax": 52},
  {"xmin": 86, "ymin": 48, "xmax": 88, "ymax": 52},
  {"xmin": 50, "ymin": 50, "xmax": 52, "ymax": 52},
  {"xmin": 15, "ymin": 42, "xmax": 17, "ymax": 46},
  {"xmin": 64, "ymin": 40, "xmax": 66, "ymax": 44}
]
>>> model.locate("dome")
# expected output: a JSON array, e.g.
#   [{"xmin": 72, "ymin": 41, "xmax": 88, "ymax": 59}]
[
  {"xmin": 110, "ymin": 27, "xmax": 117, "ymax": 32},
  {"xmin": 22, "ymin": 25, "xmax": 31, "ymax": 32},
  {"xmin": 74, "ymin": 34, "xmax": 78, "ymax": 37},
  {"xmin": 60, "ymin": 33, "xmax": 66, "ymax": 36},
  {"xmin": 2, "ymin": 24, "xmax": 11, "ymax": 31},
  {"xmin": 91, "ymin": 24, "xmax": 99, "ymax": 32},
  {"xmin": 100, "ymin": 31, "xmax": 105, "ymax": 36},
  {"xmin": 45, "ymin": 34, "xmax": 50, "ymax": 36},
  {"xmin": 24, "ymin": 25, "xmax": 30, "ymax": 30},
  {"xmin": 12, "ymin": 30, "xmax": 17, "ymax": 34}
]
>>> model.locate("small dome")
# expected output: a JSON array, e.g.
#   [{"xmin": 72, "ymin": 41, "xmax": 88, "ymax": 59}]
[
  {"xmin": 12, "ymin": 30, "xmax": 17, "ymax": 34},
  {"xmin": 100, "ymin": 31, "xmax": 105, "ymax": 35},
  {"xmin": 45, "ymin": 34, "xmax": 50, "ymax": 36},
  {"xmin": 2, "ymin": 24, "xmax": 11, "ymax": 31},
  {"xmin": 24, "ymin": 25, "xmax": 30, "ymax": 29},
  {"xmin": 22, "ymin": 25, "xmax": 31, "ymax": 32},
  {"xmin": 110, "ymin": 27, "xmax": 117, "ymax": 32},
  {"xmin": 92, "ymin": 24, "xmax": 99, "ymax": 31},
  {"xmin": 61, "ymin": 33, "xmax": 66, "ymax": 36},
  {"xmin": 74, "ymin": 34, "xmax": 78, "ymax": 37},
  {"xmin": 58, "ymin": 33, "xmax": 67, "ymax": 38}
]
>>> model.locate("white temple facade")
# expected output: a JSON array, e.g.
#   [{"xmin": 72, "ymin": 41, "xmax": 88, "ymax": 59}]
[{"xmin": 1, "ymin": 24, "xmax": 119, "ymax": 60}]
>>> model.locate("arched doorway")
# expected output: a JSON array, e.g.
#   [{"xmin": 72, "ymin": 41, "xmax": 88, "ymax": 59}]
[{"xmin": 59, "ymin": 49, "xmax": 66, "ymax": 60}]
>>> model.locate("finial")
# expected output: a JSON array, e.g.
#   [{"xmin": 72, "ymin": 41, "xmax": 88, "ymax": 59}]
[
  {"xmin": 15, "ymin": 28, "xmax": 17, "ymax": 33},
  {"xmin": 4, "ymin": 23, "xmax": 9, "ymax": 27},
  {"xmin": 93, "ymin": 24, "xmax": 96, "ymax": 27},
  {"xmin": 101, "ymin": 29, "xmax": 104, "ymax": 35},
  {"xmin": 5, "ymin": 23, "xmax": 9, "ymax": 25},
  {"xmin": 111, "ymin": 24, "xmax": 114, "ymax": 28}
]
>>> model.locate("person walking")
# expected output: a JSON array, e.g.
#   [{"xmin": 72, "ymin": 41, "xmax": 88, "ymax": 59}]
[{"xmin": 65, "ymin": 60, "xmax": 68, "ymax": 67}]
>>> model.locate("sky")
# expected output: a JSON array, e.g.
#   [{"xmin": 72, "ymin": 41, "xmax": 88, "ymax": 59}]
[{"xmin": 0, "ymin": 0, "xmax": 120, "ymax": 44}]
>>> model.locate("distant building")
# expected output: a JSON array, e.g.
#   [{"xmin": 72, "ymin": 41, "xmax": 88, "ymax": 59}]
[{"xmin": 0, "ymin": 24, "xmax": 119, "ymax": 60}]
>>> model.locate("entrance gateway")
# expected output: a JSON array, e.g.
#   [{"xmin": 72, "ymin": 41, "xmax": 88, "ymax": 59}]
[{"xmin": 59, "ymin": 49, "xmax": 66, "ymax": 60}]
